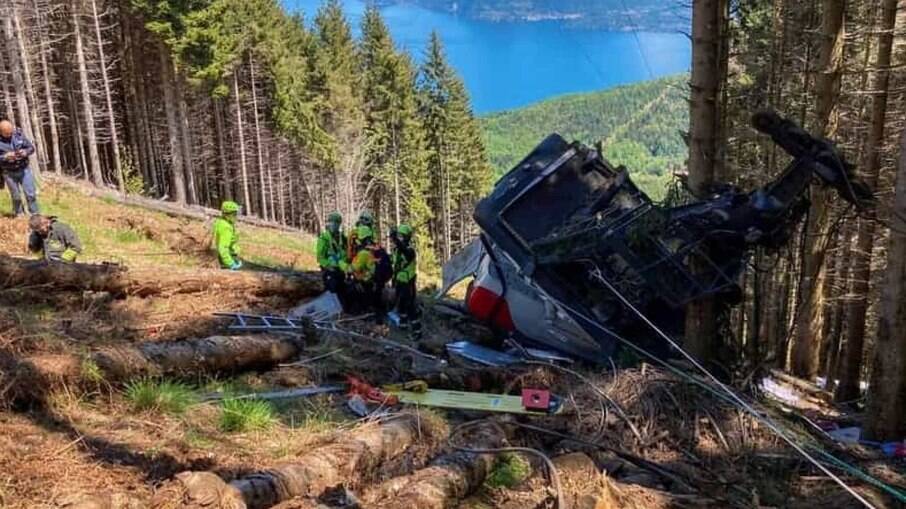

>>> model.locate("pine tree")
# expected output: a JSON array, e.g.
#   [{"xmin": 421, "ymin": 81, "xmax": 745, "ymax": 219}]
[{"xmin": 311, "ymin": 0, "xmax": 367, "ymax": 221}]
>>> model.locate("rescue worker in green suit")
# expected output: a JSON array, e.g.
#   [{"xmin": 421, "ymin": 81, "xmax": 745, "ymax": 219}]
[
  {"xmin": 28, "ymin": 214, "xmax": 82, "ymax": 263},
  {"xmin": 390, "ymin": 224, "xmax": 421, "ymax": 338},
  {"xmin": 213, "ymin": 201, "xmax": 242, "ymax": 270},
  {"xmin": 316, "ymin": 212, "xmax": 349, "ymax": 305}
]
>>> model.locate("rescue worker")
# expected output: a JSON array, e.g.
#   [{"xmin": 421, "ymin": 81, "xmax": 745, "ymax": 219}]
[
  {"xmin": 0, "ymin": 120, "xmax": 39, "ymax": 217},
  {"xmin": 390, "ymin": 224, "xmax": 421, "ymax": 338},
  {"xmin": 316, "ymin": 211, "xmax": 348, "ymax": 302},
  {"xmin": 349, "ymin": 225, "xmax": 389, "ymax": 318},
  {"xmin": 28, "ymin": 214, "xmax": 82, "ymax": 263},
  {"xmin": 346, "ymin": 210, "xmax": 376, "ymax": 261},
  {"xmin": 213, "ymin": 201, "xmax": 242, "ymax": 270}
]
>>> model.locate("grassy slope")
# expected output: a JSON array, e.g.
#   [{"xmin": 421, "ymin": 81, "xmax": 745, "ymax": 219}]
[
  {"xmin": 481, "ymin": 75, "xmax": 689, "ymax": 200},
  {"xmin": 0, "ymin": 180, "xmax": 316, "ymax": 271}
]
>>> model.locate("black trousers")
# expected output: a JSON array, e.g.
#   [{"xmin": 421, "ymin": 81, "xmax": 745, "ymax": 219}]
[
  {"xmin": 395, "ymin": 279, "xmax": 418, "ymax": 320},
  {"xmin": 322, "ymin": 268, "xmax": 348, "ymax": 308}
]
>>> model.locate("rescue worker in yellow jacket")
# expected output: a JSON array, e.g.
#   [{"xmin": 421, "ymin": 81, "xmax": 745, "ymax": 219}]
[
  {"xmin": 213, "ymin": 201, "xmax": 242, "ymax": 270},
  {"xmin": 349, "ymin": 225, "xmax": 391, "ymax": 318},
  {"xmin": 316, "ymin": 212, "xmax": 349, "ymax": 304},
  {"xmin": 390, "ymin": 224, "xmax": 421, "ymax": 337}
]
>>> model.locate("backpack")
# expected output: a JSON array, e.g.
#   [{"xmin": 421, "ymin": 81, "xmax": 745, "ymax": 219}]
[{"xmin": 372, "ymin": 247, "xmax": 393, "ymax": 286}]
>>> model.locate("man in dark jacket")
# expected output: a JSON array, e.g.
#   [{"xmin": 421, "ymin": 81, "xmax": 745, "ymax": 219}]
[
  {"xmin": 28, "ymin": 215, "xmax": 82, "ymax": 263},
  {"xmin": 0, "ymin": 120, "xmax": 39, "ymax": 216}
]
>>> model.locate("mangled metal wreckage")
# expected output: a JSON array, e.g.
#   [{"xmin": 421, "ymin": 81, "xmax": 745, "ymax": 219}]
[{"xmin": 441, "ymin": 111, "xmax": 873, "ymax": 363}]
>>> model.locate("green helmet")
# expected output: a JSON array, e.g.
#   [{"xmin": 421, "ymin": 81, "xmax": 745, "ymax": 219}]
[
  {"xmin": 356, "ymin": 225, "xmax": 374, "ymax": 242},
  {"xmin": 327, "ymin": 211, "xmax": 342, "ymax": 225},
  {"xmin": 357, "ymin": 211, "xmax": 374, "ymax": 227},
  {"xmin": 221, "ymin": 201, "xmax": 240, "ymax": 214},
  {"xmin": 397, "ymin": 224, "xmax": 413, "ymax": 238}
]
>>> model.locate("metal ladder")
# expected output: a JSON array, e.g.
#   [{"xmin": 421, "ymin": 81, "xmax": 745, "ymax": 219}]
[{"xmin": 214, "ymin": 312, "xmax": 308, "ymax": 331}]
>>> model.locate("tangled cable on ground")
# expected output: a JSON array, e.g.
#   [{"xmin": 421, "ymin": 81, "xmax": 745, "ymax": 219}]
[{"xmin": 449, "ymin": 420, "xmax": 565, "ymax": 509}]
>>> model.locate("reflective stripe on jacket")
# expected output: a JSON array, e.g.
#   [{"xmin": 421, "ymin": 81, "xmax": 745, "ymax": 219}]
[{"xmin": 316, "ymin": 230, "xmax": 348, "ymax": 270}]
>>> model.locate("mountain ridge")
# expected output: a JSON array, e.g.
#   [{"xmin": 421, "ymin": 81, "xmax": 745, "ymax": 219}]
[{"xmin": 480, "ymin": 75, "xmax": 689, "ymax": 200}]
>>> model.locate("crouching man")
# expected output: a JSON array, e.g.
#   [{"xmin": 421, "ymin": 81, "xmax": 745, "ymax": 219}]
[{"xmin": 28, "ymin": 214, "xmax": 82, "ymax": 263}]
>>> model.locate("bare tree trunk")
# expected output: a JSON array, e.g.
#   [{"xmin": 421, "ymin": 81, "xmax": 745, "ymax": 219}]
[
  {"xmin": 33, "ymin": 0, "xmax": 61, "ymax": 174},
  {"xmin": 11, "ymin": 6, "xmax": 47, "ymax": 172},
  {"xmin": 836, "ymin": 0, "xmax": 895, "ymax": 402},
  {"xmin": 212, "ymin": 96, "xmax": 231, "ymax": 200},
  {"xmin": 176, "ymin": 74, "xmax": 197, "ymax": 204},
  {"xmin": 277, "ymin": 148, "xmax": 286, "ymax": 224},
  {"xmin": 71, "ymin": 0, "xmax": 103, "ymax": 185},
  {"xmin": 249, "ymin": 60, "xmax": 269, "ymax": 220},
  {"xmin": 159, "ymin": 44, "xmax": 186, "ymax": 204},
  {"xmin": 865, "ymin": 125, "xmax": 906, "ymax": 440},
  {"xmin": 2, "ymin": 11, "xmax": 35, "ymax": 156},
  {"xmin": 0, "ymin": 51, "xmax": 14, "ymax": 122},
  {"xmin": 89, "ymin": 0, "xmax": 124, "ymax": 191},
  {"xmin": 790, "ymin": 0, "xmax": 844, "ymax": 380},
  {"xmin": 234, "ymin": 70, "xmax": 251, "ymax": 212},
  {"xmin": 684, "ymin": 0, "xmax": 728, "ymax": 362}
]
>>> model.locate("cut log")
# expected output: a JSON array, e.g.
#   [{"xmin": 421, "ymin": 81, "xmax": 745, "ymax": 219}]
[
  {"xmin": 0, "ymin": 255, "xmax": 322, "ymax": 299},
  {"xmin": 2, "ymin": 333, "xmax": 310, "ymax": 404},
  {"xmin": 152, "ymin": 414, "xmax": 442, "ymax": 509},
  {"xmin": 364, "ymin": 421, "xmax": 506, "ymax": 509}
]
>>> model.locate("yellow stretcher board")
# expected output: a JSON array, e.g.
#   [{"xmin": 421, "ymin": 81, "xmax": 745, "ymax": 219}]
[{"xmin": 388, "ymin": 389, "xmax": 562, "ymax": 415}]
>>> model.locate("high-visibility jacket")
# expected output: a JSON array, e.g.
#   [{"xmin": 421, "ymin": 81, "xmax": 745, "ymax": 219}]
[
  {"xmin": 317, "ymin": 230, "xmax": 348, "ymax": 271},
  {"xmin": 213, "ymin": 217, "xmax": 240, "ymax": 268},
  {"xmin": 392, "ymin": 243, "xmax": 416, "ymax": 284},
  {"xmin": 351, "ymin": 247, "xmax": 376, "ymax": 282}
]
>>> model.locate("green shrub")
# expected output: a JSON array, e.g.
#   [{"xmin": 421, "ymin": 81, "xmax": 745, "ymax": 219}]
[
  {"xmin": 124, "ymin": 378, "xmax": 196, "ymax": 414},
  {"xmin": 485, "ymin": 453, "xmax": 532, "ymax": 488},
  {"xmin": 219, "ymin": 398, "xmax": 276, "ymax": 432},
  {"xmin": 80, "ymin": 359, "xmax": 105, "ymax": 384}
]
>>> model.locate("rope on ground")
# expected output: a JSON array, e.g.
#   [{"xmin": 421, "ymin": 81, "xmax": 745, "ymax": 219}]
[
  {"xmin": 450, "ymin": 420, "xmax": 565, "ymax": 509},
  {"xmin": 523, "ymin": 360, "xmax": 644, "ymax": 444},
  {"xmin": 541, "ymin": 266, "xmax": 893, "ymax": 508}
]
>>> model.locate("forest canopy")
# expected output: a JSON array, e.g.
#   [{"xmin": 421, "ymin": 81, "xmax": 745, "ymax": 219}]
[{"xmin": 481, "ymin": 75, "xmax": 688, "ymax": 200}]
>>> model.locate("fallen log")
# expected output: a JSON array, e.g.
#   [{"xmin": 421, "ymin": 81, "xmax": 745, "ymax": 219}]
[
  {"xmin": 2, "ymin": 333, "xmax": 310, "ymax": 404},
  {"xmin": 0, "ymin": 255, "xmax": 322, "ymax": 298},
  {"xmin": 152, "ymin": 414, "xmax": 443, "ymax": 509},
  {"xmin": 363, "ymin": 420, "xmax": 506, "ymax": 509}
]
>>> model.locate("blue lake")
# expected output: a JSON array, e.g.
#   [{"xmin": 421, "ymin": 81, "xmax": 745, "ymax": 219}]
[{"xmin": 283, "ymin": 0, "xmax": 691, "ymax": 114}]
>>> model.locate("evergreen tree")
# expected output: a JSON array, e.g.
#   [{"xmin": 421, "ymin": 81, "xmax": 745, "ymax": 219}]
[
  {"xmin": 311, "ymin": 0, "xmax": 367, "ymax": 220},
  {"xmin": 417, "ymin": 31, "xmax": 490, "ymax": 261},
  {"xmin": 360, "ymin": 6, "xmax": 432, "ymax": 266}
]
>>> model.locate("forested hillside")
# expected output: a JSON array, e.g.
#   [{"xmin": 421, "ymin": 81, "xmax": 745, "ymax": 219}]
[
  {"xmin": 384, "ymin": 0, "xmax": 688, "ymax": 31},
  {"xmin": 0, "ymin": 0, "xmax": 491, "ymax": 266},
  {"xmin": 482, "ymin": 75, "xmax": 687, "ymax": 199}
]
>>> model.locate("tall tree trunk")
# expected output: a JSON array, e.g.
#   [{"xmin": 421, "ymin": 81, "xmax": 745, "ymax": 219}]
[
  {"xmin": 213, "ymin": 96, "xmax": 232, "ymax": 200},
  {"xmin": 89, "ymin": 0, "xmax": 124, "ymax": 192},
  {"xmin": 0, "ymin": 51, "xmax": 14, "ymax": 122},
  {"xmin": 684, "ymin": 0, "xmax": 728, "ymax": 362},
  {"xmin": 249, "ymin": 60, "xmax": 268, "ymax": 220},
  {"xmin": 864, "ymin": 126, "xmax": 906, "ymax": 441},
  {"xmin": 34, "ymin": 0, "xmax": 61, "ymax": 174},
  {"xmin": 790, "ymin": 0, "xmax": 845, "ymax": 380},
  {"xmin": 72, "ymin": 1, "xmax": 103, "ymax": 185},
  {"xmin": 159, "ymin": 44, "xmax": 186, "ymax": 204},
  {"xmin": 176, "ymin": 74, "xmax": 197, "ymax": 204},
  {"xmin": 234, "ymin": 70, "xmax": 251, "ymax": 212},
  {"xmin": 277, "ymin": 147, "xmax": 287, "ymax": 224},
  {"xmin": 11, "ymin": 6, "xmax": 47, "ymax": 172},
  {"xmin": 836, "ymin": 0, "xmax": 895, "ymax": 402},
  {"xmin": 3, "ymin": 11, "xmax": 36, "ymax": 165}
]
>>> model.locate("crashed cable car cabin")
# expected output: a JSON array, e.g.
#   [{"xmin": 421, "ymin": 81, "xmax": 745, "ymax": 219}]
[{"xmin": 444, "ymin": 111, "xmax": 873, "ymax": 363}]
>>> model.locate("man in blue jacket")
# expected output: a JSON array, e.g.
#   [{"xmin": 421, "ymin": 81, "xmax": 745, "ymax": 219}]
[{"xmin": 0, "ymin": 120, "xmax": 39, "ymax": 216}]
